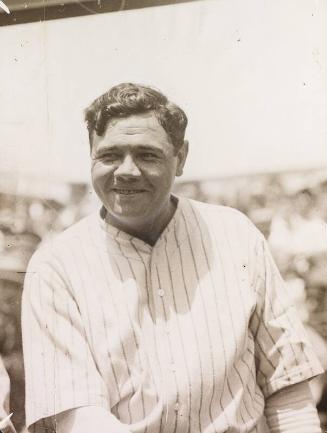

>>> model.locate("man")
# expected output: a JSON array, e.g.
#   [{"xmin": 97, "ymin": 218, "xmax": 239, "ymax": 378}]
[{"xmin": 22, "ymin": 83, "xmax": 323, "ymax": 433}]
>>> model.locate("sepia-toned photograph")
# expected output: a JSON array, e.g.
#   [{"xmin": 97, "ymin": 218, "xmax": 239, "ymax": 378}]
[{"xmin": 1, "ymin": 0, "xmax": 327, "ymax": 432}]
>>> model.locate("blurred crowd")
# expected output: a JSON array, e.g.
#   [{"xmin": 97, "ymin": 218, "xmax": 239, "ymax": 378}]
[{"xmin": 1, "ymin": 168, "xmax": 327, "ymax": 431}]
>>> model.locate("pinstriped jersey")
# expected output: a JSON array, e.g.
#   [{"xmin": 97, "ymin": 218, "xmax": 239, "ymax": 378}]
[{"xmin": 22, "ymin": 197, "xmax": 323, "ymax": 433}]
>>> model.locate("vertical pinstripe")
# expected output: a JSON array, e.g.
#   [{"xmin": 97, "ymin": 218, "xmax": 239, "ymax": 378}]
[
  {"xmin": 113, "ymin": 252, "xmax": 147, "ymax": 426},
  {"xmin": 179, "ymin": 210, "xmax": 222, "ymax": 430},
  {"xmin": 185, "ymin": 206, "xmax": 252, "ymax": 427},
  {"xmin": 173, "ymin": 228, "xmax": 205, "ymax": 432},
  {"xmin": 130, "ymin": 243, "xmax": 164, "ymax": 433},
  {"xmin": 164, "ymin": 238, "xmax": 192, "ymax": 433},
  {"xmin": 98, "ymin": 251, "xmax": 135, "ymax": 423},
  {"xmin": 68, "ymin": 248, "xmax": 93, "ymax": 407},
  {"xmin": 22, "ymin": 196, "xmax": 323, "ymax": 433},
  {"xmin": 155, "ymin": 264, "xmax": 180, "ymax": 433},
  {"xmin": 188, "ymin": 205, "xmax": 243, "ymax": 427},
  {"xmin": 79, "ymin": 238, "xmax": 122, "ymax": 410},
  {"xmin": 218, "ymin": 212, "xmax": 264, "ymax": 418}
]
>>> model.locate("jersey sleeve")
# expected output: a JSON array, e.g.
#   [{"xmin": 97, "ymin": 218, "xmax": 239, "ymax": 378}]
[
  {"xmin": 249, "ymin": 233, "xmax": 324, "ymax": 398},
  {"xmin": 22, "ymin": 248, "xmax": 110, "ymax": 432}
]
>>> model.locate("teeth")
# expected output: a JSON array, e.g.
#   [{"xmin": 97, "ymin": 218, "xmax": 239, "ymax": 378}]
[{"xmin": 115, "ymin": 190, "xmax": 143, "ymax": 194}]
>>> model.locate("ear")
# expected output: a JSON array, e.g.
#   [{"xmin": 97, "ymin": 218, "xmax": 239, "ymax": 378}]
[
  {"xmin": 176, "ymin": 140, "xmax": 188, "ymax": 176},
  {"xmin": 176, "ymin": 140, "xmax": 189, "ymax": 177}
]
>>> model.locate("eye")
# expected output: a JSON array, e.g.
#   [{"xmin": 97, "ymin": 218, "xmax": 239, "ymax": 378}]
[
  {"xmin": 98, "ymin": 152, "xmax": 121, "ymax": 163},
  {"xmin": 139, "ymin": 152, "xmax": 158, "ymax": 161}
]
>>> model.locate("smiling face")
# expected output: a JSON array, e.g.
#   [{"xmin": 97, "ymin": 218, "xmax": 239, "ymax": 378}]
[{"xmin": 91, "ymin": 112, "xmax": 188, "ymax": 234}]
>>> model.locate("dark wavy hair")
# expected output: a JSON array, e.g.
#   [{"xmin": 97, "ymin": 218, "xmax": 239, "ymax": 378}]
[{"xmin": 84, "ymin": 83, "xmax": 188, "ymax": 152}]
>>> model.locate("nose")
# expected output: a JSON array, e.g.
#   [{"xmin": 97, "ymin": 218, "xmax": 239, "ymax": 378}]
[{"xmin": 114, "ymin": 154, "xmax": 141, "ymax": 179}]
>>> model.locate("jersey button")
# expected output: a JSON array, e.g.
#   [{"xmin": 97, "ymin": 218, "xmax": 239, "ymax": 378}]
[
  {"xmin": 174, "ymin": 402, "xmax": 179, "ymax": 412},
  {"xmin": 158, "ymin": 289, "xmax": 165, "ymax": 297}
]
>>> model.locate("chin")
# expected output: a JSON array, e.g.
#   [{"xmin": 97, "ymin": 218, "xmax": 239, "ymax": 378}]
[{"xmin": 110, "ymin": 205, "xmax": 149, "ymax": 221}]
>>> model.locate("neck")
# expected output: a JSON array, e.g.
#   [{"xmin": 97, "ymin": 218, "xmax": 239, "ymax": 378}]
[{"xmin": 104, "ymin": 196, "xmax": 177, "ymax": 246}]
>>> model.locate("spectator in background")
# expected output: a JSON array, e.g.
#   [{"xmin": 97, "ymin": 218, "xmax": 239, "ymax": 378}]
[
  {"xmin": 0, "ymin": 357, "xmax": 16, "ymax": 433},
  {"xmin": 0, "ymin": 358, "xmax": 10, "ymax": 422}
]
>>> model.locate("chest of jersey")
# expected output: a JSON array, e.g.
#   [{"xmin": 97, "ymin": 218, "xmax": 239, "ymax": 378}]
[{"xmin": 69, "ymin": 219, "xmax": 261, "ymax": 432}]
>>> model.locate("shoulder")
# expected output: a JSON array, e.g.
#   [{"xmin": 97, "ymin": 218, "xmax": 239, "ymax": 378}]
[
  {"xmin": 27, "ymin": 211, "xmax": 100, "ymax": 273},
  {"xmin": 183, "ymin": 197, "xmax": 257, "ymax": 232},
  {"xmin": 179, "ymin": 197, "xmax": 264, "ymax": 254},
  {"xmin": 188, "ymin": 198, "xmax": 247, "ymax": 219}
]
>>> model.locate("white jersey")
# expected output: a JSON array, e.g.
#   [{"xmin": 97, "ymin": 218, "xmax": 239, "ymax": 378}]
[{"xmin": 22, "ymin": 197, "xmax": 323, "ymax": 433}]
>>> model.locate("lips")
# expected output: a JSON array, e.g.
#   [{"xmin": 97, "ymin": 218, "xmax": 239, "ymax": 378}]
[{"xmin": 112, "ymin": 188, "xmax": 146, "ymax": 195}]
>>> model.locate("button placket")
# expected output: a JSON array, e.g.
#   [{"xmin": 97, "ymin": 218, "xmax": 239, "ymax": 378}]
[
  {"xmin": 170, "ymin": 361, "xmax": 176, "ymax": 372},
  {"xmin": 241, "ymin": 262, "xmax": 248, "ymax": 283},
  {"xmin": 151, "ymin": 242, "xmax": 181, "ymax": 423}
]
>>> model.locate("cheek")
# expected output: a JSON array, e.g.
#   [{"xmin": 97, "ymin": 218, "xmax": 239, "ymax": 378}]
[
  {"xmin": 91, "ymin": 163, "xmax": 114, "ymax": 189},
  {"xmin": 149, "ymin": 166, "xmax": 176, "ymax": 190}
]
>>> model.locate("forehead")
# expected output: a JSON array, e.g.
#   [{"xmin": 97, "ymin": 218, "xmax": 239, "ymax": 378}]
[{"xmin": 92, "ymin": 112, "xmax": 172, "ymax": 152}]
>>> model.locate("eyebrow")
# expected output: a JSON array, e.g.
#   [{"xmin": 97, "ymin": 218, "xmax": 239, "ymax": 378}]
[{"xmin": 95, "ymin": 145, "xmax": 165, "ymax": 156}]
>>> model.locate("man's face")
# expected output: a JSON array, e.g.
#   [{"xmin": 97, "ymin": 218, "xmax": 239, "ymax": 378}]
[{"xmin": 91, "ymin": 112, "xmax": 187, "ymax": 227}]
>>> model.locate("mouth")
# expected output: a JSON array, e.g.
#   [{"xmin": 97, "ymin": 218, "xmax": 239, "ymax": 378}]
[{"xmin": 112, "ymin": 188, "xmax": 146, "ymax": 195}]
